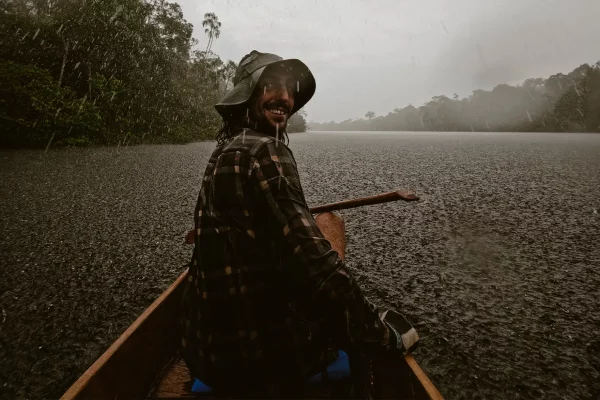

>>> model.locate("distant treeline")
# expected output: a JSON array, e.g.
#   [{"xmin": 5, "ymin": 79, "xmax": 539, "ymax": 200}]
[
  {"xmin": 0, "ymin": 0, "xmax": 307, "ymax": 149},
  {"xmin": 310, "ymin": 62, "xmax": 600, "ymax": 133}
]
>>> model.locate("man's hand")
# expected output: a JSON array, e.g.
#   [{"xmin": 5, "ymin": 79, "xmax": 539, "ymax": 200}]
[{"xmin": 381, "ymin": 310, "xmax": 420, "ymax": 355}]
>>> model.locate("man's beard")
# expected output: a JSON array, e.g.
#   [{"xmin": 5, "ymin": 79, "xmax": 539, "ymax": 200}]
[{"xmin": 249, "ymin": 109, "xmax": 287, "ymax": 137}]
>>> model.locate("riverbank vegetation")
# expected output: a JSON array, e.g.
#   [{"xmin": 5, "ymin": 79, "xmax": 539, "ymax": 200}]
[
  {"xmin": 0, "ymin": 0, "xmax": 308, "ymax": 149},
  {"xmin": 311, "ymin": 62, "xmax": 600, "ymax": 133}
]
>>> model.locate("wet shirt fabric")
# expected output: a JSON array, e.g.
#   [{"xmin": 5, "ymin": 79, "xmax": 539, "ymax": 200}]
[{"xmin": 180, "ymin": 130, "xmax": 389, "ymax": 395}]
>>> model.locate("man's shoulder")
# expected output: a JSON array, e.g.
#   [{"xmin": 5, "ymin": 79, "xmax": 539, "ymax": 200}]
[{"xmin": 220, "ymin": 129, "xmax": 290, "ymax": 158}]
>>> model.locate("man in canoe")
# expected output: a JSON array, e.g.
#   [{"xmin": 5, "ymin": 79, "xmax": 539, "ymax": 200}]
[{"xmin": 180, "ymin": 50, "xmax": 418, "ymax": 397}]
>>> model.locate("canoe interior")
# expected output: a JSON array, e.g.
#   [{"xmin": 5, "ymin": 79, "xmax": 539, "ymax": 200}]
[
  {"xmin": 149, "ymin": 354, "xmax": 433, "ymax": 399},
  {"xmin": 150, "ymin": 357, "xmax": 356, "ymax": 399},
  {"xmin": 61, "ymin": 268, "xmax": 442, "ymax": 400}
]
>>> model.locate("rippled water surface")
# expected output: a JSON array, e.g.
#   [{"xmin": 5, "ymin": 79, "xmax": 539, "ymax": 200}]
[{"xmin": 1, "ymin": 131, "xmax": 599, "ymax": 399}]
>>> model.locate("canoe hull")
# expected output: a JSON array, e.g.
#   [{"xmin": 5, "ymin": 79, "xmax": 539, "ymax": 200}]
[{"xmin": 61, "ymin": 268, "xmax": 442, "ymax": 400}]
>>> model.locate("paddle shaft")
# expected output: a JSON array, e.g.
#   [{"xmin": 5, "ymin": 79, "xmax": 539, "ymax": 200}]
[
  {"xmin": 185, "ymin": 190, "xmax": 418, "ymax": 244},
  {"xmin": 310, "ymin": 190, "xmax": 418, "ymax": 214}
]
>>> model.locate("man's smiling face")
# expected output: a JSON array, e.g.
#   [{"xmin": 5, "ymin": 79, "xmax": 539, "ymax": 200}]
[{"xmin": 248, "ymin": 64, "xmax": 296, "ymax": 136}]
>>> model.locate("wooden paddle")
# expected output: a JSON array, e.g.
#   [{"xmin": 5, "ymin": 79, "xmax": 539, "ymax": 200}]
[
  {"xmin": 184, "ymin": 189, "xmax": 418, "ymax": 244},
  {"xmin": 309, "ymin": 190, "xmax": 418, "ymax": 214}
]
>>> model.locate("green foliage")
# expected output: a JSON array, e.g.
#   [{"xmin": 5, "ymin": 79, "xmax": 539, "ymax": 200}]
[
  {"xmin": 1, "ymin": 0, "xmax": 231, "ymax": 148},
  {"xmin": 287, "ymin": 108, "xmax": 308, "ymax": 133},
  {"xmin": 311, "ymin": 63, "xmax": 600, "ymax": 133},
  {"xmin": 0, "ymin": 60, "xmax": 101, "ymax": 147}
]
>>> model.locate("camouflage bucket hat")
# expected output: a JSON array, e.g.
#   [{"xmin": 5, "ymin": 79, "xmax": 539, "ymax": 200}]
[{"xmin": 214, "ymin": 50, "xmax": 316, "ymax": 118}]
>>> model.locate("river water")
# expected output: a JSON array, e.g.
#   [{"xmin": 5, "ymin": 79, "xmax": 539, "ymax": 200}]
[{"xmin": 1, "ymin": 131, "xmax": 599, "ymax": 399}]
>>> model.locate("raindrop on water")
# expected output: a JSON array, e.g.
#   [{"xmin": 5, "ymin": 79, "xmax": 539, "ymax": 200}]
[{"xmin": 110, "ymin": 6, "xmax": 124, "ymax": 23}]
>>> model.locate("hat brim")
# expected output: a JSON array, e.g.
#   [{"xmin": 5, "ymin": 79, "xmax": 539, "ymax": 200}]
[{"xmin": 214, "ymin": 58, "xmax": 316, "ymax": 118}]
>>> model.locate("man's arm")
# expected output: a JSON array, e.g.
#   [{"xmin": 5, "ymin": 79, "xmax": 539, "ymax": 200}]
[{"xmin": 251, "ymin": 140, "xmax": 391, "ymax": 352}]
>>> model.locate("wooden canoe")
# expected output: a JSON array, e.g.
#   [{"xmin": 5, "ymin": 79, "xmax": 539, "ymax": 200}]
[{"xmin": 61, "ymin": 210, "xmax": 443, "ymax": 399}]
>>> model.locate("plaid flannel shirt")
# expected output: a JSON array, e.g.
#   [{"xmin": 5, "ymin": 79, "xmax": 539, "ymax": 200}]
[{"xmin": 180, "ymin": 129, "xmax": 389, "ymax": 391}]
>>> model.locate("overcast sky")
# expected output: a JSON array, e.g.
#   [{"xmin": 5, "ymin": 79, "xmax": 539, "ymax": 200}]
[{"xmin": 177, "ymin": 0, "xmax": 599, "ymax": 123}]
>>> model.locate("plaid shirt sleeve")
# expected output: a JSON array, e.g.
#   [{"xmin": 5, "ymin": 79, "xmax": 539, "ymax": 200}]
[{"xmin": 251, "ymin": 140, "xmax": 391, "ymax": 352}]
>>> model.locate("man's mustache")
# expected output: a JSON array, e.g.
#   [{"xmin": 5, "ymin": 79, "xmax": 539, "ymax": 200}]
[{"xmin": 264, "ymin": 102, "xmax": 291, "ymax": 113}]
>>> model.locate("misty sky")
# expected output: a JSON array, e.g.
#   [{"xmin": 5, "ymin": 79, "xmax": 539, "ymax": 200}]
[{"xmin": 177, "ymin": 0, "xmax": 600, "ymax": 123}]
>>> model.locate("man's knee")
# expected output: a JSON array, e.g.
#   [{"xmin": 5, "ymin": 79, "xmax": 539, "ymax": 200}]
[{"xmin": 315, "ymin": 211, "xmax": 344, "ymax": 225}]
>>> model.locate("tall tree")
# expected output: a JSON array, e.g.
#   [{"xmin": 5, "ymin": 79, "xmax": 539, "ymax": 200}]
[{"xmin": 202, "ymin": 12, "xmax": 221, "ymax": 54}]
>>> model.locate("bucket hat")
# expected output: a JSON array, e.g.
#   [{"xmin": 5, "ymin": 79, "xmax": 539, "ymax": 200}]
[{"xmin": 214, "ymin": 50, "xmax": 316, "ymax": 118}]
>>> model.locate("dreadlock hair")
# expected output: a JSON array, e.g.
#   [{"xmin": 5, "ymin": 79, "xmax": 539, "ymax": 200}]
[{"xmin": 215, "ymin": 104, "xmax": 290, "ymax": 147}]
